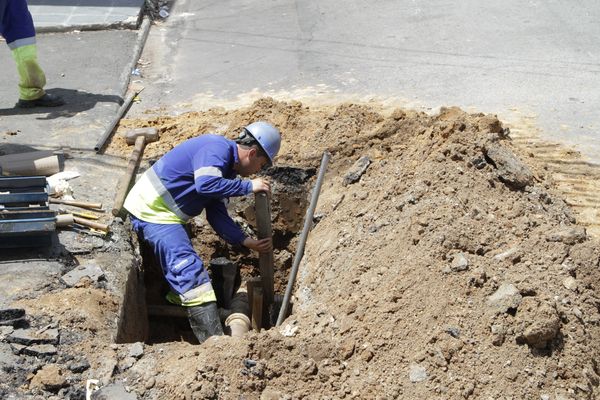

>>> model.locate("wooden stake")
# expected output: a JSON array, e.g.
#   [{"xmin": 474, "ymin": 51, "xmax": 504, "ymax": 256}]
[
  {"xmin": 251, "ymin": 286, "xmax": 263, "ymax": 332},
  {"xmin": 254, "ymin": 192, "xmax": 274, "ymax": 306},
  {"xmin": 246, "ymin": 278, "xmax": 260, "ymax": 321}
]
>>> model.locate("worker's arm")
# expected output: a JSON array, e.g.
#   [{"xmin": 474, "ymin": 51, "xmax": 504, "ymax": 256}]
[
  {"xmin": 193, "ymin": 142, "xmax": 252, "ymax": 197},
  {"xmin": 205, "ymin": 199, "xmax": 247, "ymax": 245},
  {"xmin": 205, "ymin": 200, "xmax": 272, "ymax": 252}
]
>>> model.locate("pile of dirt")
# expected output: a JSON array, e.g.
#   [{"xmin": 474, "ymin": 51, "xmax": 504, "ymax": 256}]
[{"xmin": 4, "ymin": 98, "xmax": 600, "ymax": 399}]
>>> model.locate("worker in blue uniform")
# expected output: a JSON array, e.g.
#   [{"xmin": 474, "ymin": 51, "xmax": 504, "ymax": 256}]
[
  {"xmin": 124, "ymin": 122, "xmax": 281, "ymax": 343},
  {"xmin": 0, "ymin": 0, "xmax": 64, "ymax": 107}
]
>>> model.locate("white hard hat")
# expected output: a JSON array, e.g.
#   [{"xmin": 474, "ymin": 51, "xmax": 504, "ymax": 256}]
[{"xmin": 243, "ymin": 121, "xmax": 281, "ymax": 165}]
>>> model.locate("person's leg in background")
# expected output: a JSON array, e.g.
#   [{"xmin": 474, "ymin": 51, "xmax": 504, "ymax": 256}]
[{"xmin": 1, "ymin": 0, "xmax": 64, "ymax": 108}]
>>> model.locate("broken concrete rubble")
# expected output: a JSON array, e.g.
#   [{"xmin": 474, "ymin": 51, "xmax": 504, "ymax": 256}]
[
  {"xmin": 484, "ymin": 143, "xmax": 534, "ymax": 189},
  {"xmin": 60, "ymin": 262, "xmax": 105, "ymax": 287},
  {"xmin": 492, "ymin": 247, "xmax": 521, "ymax": 263},
  {"xmin": 22, "ymin": 344, "xmax": 58, "ymax": 357},
  {"xmin": 343, "ymin": 156, "xmax": 371, "ymax": 186},
  {"xmin": 515, "ymin": 298, "xmax": 561, "ymax": 349},
  {"xmin": 408, "ymin": 363, "xmax": 428, "ymax": 383},
  {"xmin": 546, "ymin": 226, "xmax": 587, "ymax": 245},
  {"xmin": 91, "ymin": 383, "xmax": 138, "ymax": 400},
  {"xmin": 7, "ymin": 328, "xmax": 59, "ymax": 346},
  {"xmin": 450, "ymin": 252, "xmax": 469, "ymax": 271},
  {"xmin": 128, "ymin": 342, "xmax": 144, "ymax": 359},
  {"xmin": 487, "ymin": 283, "xmax": 522, "ymax": 314},
  {"xmin": 0, "ymin": 308, "xmax": 27, "ymax": 328}
]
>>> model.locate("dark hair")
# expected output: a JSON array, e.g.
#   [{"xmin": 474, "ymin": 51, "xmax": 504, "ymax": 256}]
[{"xmin": 236, "ymin": 129, "xmax": 269, "ymax": 162}]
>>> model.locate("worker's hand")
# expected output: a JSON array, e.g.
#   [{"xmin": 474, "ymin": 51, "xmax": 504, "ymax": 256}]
[
  {"xmin": 251, "ymin": 178, "xmax": 271, "ymax": 194},
  {"xmin": 243, "ymin": 237, "xmax": 273, "ymax": 253}
]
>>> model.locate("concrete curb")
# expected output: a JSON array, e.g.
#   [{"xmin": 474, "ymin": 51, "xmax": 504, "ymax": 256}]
[
  {"xmin": 118, "ymin": 17, "xmax": 152, "ymax": 98},
  {"xmin": 36, "ymin": 20, "xmax": 140, "ymax": 34},
  {"xmin": 93, "ymin": 16, "xmax": 151, "ymax": 152}
]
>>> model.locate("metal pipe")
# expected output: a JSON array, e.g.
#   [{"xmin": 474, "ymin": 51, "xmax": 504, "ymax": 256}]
[
  {"xmin": 276, "ymin": 151, "xmax": 330, "ymax": 326},
  {"xmin": 0, "ymin": 217, "xmax": 55, "ymax": 224},
  {"xmin": 94, "ymin": 87, "xmax": 142, "ymax": 153}
]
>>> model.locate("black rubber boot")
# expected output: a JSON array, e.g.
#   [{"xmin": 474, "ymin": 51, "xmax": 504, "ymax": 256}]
[
  {"xmin": 187, "ymin": 302, "xmax": 224, "ymax": 344},
  {"xmin": 16, "ymin": 93, "xmax": 65, "ymax": 108}
]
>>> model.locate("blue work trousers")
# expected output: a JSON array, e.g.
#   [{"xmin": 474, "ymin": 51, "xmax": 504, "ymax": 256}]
[
  {"xmin": 130, "ymin": 215, "xmax": 210, "ymax": 296},
  {"xmin": 0, "ymin": 0, "xmax": 36, "ymax": 45}
]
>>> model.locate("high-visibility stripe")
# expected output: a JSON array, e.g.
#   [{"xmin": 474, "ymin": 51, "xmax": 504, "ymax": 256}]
[
  {"xmin": 124, "ymin": 168, "xmax": 190, "ymax": 224},
  {"xmin": 194, "ymin": 166, "xmax": 222, "ymax": 179},
  {"xmin": 145, "ymin": 167, "xmax": 191, "ymax": 221},
  {"xmin": 166, "ymin": 282, "xmax": 217, "ymax": 307},
  {"xmin": 8, "ymin": 37, "xmax": 36, "ymax": 50}
]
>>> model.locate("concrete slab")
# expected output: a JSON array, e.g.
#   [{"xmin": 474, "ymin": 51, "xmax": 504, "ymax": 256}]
[
  {"xmin": 0, "ymin": 260, "xmax": 63, "ymax": 308},
  {"xmin": 29, "ymin": 0, "xmax": 145, "ymax": 32}
]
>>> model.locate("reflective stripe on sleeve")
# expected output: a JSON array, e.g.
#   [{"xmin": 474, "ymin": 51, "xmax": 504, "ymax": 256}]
[{"xmin": 194, "ymin": 166, "xmax": 223, "ymax": 180}]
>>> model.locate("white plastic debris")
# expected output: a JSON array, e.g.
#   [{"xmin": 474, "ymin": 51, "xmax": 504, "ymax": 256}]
[
  {"xmin": 47, "ymin": 170, "xmax": 80, "ymax": 197},
  {"xmin": 159, "ymin": 6, "xmax": 169, "ymax": 18},
  {"xmin": 85, "ymin": 379, "xmax": 100, "ymax": 400},
  {"xmin": 280, "ymin": 323, "xmax": 299, "ymax": 337}
]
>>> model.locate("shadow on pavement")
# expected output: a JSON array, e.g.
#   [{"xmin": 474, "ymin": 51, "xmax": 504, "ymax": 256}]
[
  {"xmin": 0, "ymin": 143, "xmax": 41, "ymax": 155},
  {"xmin": 0, "ymin": 237, "xmax": 71, "ymax": 262},
  {"xmin": 0, "ymin": 88, "xmax": 123, "ymax": 120}
]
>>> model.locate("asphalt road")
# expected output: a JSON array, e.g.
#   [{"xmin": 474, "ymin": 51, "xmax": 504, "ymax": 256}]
[{"xmin": 132, "ymin": 0, "xmax": 600, "ymax": 161}]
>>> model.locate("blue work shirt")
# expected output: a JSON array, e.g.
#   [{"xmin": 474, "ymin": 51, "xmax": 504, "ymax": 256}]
[{"xmin": 124, "ymin": 134, "xmax": 253, "ymax": 245}]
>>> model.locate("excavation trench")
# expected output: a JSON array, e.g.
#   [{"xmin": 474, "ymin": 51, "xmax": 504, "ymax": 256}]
[
  {"xmin": 12, "ymin": 98, "xmax": 600, "ymax": 399},
  {"xmin": 117, "ymin": 166, "xmax": 315, "ymax": 344}
]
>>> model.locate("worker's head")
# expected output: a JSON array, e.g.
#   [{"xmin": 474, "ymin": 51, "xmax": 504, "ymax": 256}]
[{"xmin": 235, "ymin": 122, "xmax": 281, "ymax": 176}]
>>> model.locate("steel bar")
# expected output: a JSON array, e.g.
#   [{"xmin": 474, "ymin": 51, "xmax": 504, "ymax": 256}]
[
  {"xmin": 0, "ymin": 206, "xmax": 49, "ymax": 212},
  {"xmin": 0, "ymin": 192, "xmax": 48, "ymax": 205},
  {"xmin": 0, "ymin": 176, "xmax": 46, "ymax": 189},
  {"xmin": 276, "ymin": 152, "xmax": 330, "ymax": 326},
  {"xmin": 0, "ymin": 210, "xmax": 55, "ymax": 220},
  {"xmin": 0, "ymin": 219, "xmax": 56, "ymax": 235},
  {"xmin": 94, "ymin": 86, "xmax": 145, "ymax": 153}
]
